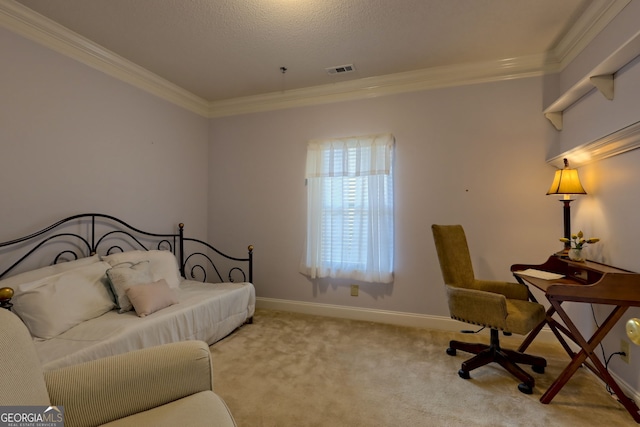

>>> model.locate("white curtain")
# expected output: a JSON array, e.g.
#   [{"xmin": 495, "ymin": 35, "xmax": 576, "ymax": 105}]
[{"xmin": 300, "ymin": 133, "xmax": 394, "ymax": 283}]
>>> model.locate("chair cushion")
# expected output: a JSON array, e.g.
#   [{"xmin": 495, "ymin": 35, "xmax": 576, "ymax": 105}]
[
  {"xmin": 431, "ymin": 225, "xmax": 476, "ymax": 287},
  {"xmin": 99, "ymin": 391, "xmax": 236, "ymax": 427},
  {"xmin": 446, "ymin": 285, "xmax": 508, "ymax": 328},
  {"xmin": 447, "ymin": 285, "xmax": 545, "ymax": 335},
  {"xmin": 505, "ymin": 298, "xmax": 546, "ymax": 335}
]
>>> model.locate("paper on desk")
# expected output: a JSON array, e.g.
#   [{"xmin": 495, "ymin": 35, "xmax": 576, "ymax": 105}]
[{"xmin": 516, "ymin": 269, "xmax": 564, "ymax": 280}]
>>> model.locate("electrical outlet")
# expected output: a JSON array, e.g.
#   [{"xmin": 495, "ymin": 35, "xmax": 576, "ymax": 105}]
[
  {"xmin": 350, "ymin": 285, "xmax": 359, "ymax": 297},
  {"xmin": 621, "ymin": 339, "xmax": 630, "ymax": 364}
]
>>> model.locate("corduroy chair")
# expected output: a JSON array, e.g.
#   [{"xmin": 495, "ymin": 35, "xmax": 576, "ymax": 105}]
[
  {"xmin": 0, "ymin": 308, "xmax": 237, "ymax": 427},
  {"xmin": 431, "ymin": 224, "xmax": 546, "ymax": 394}
]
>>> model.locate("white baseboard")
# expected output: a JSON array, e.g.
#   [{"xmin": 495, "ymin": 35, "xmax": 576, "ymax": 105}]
[
  {"xmin": 256, "ymin": 297, "xmax": 640, "ymax": 408},
  {"xmin": 256, "ymin": 297, "xmax": 558, "ymax": 343},
  {"xmin": 609, "ymin": 372, "xmax": 640, "ymax": 411}
]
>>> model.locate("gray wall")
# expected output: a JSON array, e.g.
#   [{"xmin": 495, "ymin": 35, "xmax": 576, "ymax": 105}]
[
  {"xmin": 208, "ymin": 76, "xmax": 558, "ymax": 317},
  {"xmin": 0, "ymin": 27, "xmax": 210, "ymax": 241}
]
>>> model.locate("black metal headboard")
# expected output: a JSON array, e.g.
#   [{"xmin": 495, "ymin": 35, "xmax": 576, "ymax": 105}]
[{"xmin": 0, "ymin": 213, "xmax": 253, "ymax": 284}]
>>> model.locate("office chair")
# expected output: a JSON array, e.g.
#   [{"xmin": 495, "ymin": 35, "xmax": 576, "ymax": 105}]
[{"xmin": 431, "ymin": 224, "xmax": 547, "ymax": 394}]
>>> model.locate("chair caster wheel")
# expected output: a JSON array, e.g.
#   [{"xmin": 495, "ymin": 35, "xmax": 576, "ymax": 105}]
[
  {"xmin": 446, "ymin": 347, "xmax": 456, "ymax": 356},
  {"xmin": 518, "ymin": 383, "xmax": 533, "ymax": 394},
  {"xmin": 458, "ymin": 369, "xmax": 470, "ymax": 379},
  {"xmin": 532, "ymin": 365, "xmax": 545, "ymax": 374}
]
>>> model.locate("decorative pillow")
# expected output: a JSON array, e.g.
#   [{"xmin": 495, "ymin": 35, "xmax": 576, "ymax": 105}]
[
  {"xmin": 102, "ymin": 250, "xmax": 181, "ymax": 288},
  {"xmin": 125, "ymin": 279, "xmax": 178, "ymax": 317},
  {"xmin": 11, "ymin": 261, "xmax": 114, "ymax": 339},
  {"xmin": 0, "ymin": 254, "xmax": 101, "ymax": 290},
  {"xmin": 106, "ymin": 261, "xmax": 153, "ymax": 313}
]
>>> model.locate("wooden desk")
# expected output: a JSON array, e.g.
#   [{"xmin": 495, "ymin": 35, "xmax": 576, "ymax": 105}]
[{"xmin": 511, "ymin": 256, "xmax": 640, "ymax": 423}]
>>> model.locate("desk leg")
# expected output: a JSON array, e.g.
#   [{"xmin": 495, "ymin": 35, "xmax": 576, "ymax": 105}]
[
  {"xmin": 516, "ymin": 276, "xmax": 550, "ymax": 353},
  {"xmin": 518, "ymin": 304, "xmax": 575, "ymax": 359},
  {"xmin": 541, "ymin": 301, "xmax": 640, "ymax": 423},
  {"xmin": 518, "ymin": 308, "xmax": 549, "ymax": 353}
]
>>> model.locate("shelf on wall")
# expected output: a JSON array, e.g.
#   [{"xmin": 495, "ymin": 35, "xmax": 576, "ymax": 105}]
[
  {"xmin": 546, "ymin": 120, "xmax": 640, "ymax": 168},
  {"xmin": 543, "ymin": 29, "xmax": 640, "ymax": 131}
]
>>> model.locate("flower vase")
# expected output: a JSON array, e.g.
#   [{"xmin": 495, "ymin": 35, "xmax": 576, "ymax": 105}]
[{"xmin": 568, "ymin": 248, "xmax": 585, "ymax": 262}]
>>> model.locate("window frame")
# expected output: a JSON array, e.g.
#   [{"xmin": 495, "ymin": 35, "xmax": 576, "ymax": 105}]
[{"xmin": 300, "ymin": 133, "xmax": 394, "ymax": 283}]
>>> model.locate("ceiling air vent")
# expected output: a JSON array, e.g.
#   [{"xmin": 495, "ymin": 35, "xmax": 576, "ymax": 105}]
[{"xmin": 326, "ymin": 64, "xmax": 356, "ymax": 75}]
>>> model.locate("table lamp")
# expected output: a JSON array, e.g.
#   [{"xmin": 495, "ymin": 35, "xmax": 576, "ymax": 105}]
[
  {"xmin": 627, "ymin": 318, "xmax": 640, "ymax": 345},
  {"xmin": 547, "ymin": 158, "xmax": 586, "ymax": 251}
]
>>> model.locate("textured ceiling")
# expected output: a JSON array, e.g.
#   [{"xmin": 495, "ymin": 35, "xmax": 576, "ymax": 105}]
[{"xmin": 15, "ymin": 0, "xmax": 593, "ymax": 102}]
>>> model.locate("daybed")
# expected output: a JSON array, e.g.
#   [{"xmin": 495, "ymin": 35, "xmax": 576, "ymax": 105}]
[{"xmin": 0, "ymin": 213, "xmax": 255, "ymax": 371}]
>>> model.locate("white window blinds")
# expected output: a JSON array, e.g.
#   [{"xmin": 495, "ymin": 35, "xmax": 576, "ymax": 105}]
[{"xmin": 300, "ymin": 133, "xmax": 394, "ymax": 283}]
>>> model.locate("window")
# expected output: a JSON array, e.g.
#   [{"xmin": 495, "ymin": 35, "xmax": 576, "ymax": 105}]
[{"xmin": 300, "ymin": 133, "xmax": 394, "ymax": 283}]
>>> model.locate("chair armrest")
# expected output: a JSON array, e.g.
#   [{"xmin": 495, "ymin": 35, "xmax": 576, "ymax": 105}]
[
  {"xmin": 446, "ymin": 286, "xmax": 509, "ymax": 330},
  {"xmin": 44, "ymin": 340, "xmax": 214, "ymax": 427},
  {"xmin": 472, "ymin": 279, "xmax": 529, "ymax": 300}
]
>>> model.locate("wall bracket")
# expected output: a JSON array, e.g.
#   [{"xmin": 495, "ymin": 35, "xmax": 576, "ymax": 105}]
[{"xmin": 590, "ymin": 74, "xmax": 615, "ymax": 100}]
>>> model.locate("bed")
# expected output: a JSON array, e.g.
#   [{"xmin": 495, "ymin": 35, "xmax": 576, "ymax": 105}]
[{"xmin": 0, "ymin": 213, "xmax": 255, "ymax": 370}]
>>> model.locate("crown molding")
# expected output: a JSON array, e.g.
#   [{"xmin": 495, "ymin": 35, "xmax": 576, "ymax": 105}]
[
  {"xmin": 209, "ymin": 55, "xmax": 552, "ymax": 117},
  {"xmin": 0, "ymin": 0, "xmax": 626, "ymax": 118},
  {"xmin": 0, "ymin": 0, "xmax": 210, "ymax": 116},
  {"xmin": 552, "ymin": 0, "xmax": 631, "ymax": 69}
]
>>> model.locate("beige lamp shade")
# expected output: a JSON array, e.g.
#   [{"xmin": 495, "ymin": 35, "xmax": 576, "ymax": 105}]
[
  {"xmin": 547, "ymin": 159, "xmax": 587, "ymax": 195},
  {"xmin": 627, "ymin": 318, "xmax": 640, "ymax": 345}
]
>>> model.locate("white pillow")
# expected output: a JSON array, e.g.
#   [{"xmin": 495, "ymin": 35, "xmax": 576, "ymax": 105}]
[
  {"xmin": 102, "ymin": 250, "xmax": 181, "ymax": 288},
  {"xmin": 106, "ymin": 261, "xmax": 153, "ymax": 313},
  {"xmin": 126, "ymin": 279, "xmax": 178, "ymax": 317},
  {"xmin": 11, "ymin": 261, "xmax": 115, "ymax": 339},
  {"xmin": 0, "ymin": 254, "xmax": 101, "ymax": 290}
]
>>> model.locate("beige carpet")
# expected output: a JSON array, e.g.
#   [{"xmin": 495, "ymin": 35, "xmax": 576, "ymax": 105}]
[{"xmin": 210, "ymin": 309, "xmax": 635, "ymax": 426}]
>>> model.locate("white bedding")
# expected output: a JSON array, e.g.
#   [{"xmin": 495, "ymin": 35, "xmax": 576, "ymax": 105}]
[{"xmin": 35, "ymin": 280, "xmax": 255, "ymax": 371}]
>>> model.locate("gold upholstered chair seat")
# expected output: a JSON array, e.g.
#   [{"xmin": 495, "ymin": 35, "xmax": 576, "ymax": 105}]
[{"xmin": 446, "ymin": 285, "xmax": 544, "ymax": 335}]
